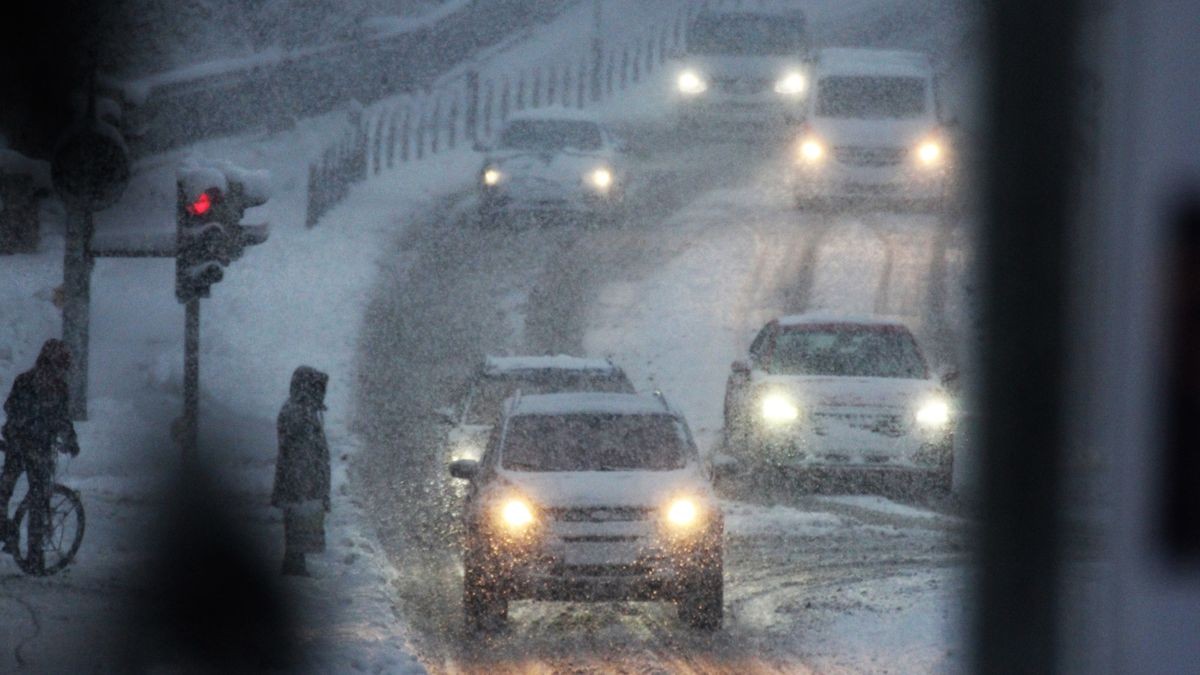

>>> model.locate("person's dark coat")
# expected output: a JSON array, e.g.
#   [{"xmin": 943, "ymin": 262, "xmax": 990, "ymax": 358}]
[
  {"xmin": 271, "ymin": 367, "xmax": 330, "ymax": 510},
  {"xmin": 2, "ymin": 339, "xmax": 77, "ymax": 458}
]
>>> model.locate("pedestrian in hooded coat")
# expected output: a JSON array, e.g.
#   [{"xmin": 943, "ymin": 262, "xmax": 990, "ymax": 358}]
[
  {"xmin": 0, "ymin": 339, "xmax": 79, "ymax": 563},
  {"xmin": 271, "ymin": 366, "xmax": 331, "ymax": 576}
]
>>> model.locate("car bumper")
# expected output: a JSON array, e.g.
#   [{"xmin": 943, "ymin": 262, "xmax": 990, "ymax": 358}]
[
  {"xmin": 677, "ymin": 96, "xmax": 805, "ymax": 126},
  {"xmin": 794, "ymin": 163, "xmax": 947, "ymax": 201},
  {"xmin": 481, "ymin": 187, "xmax": 618, "ymax": 215},
  {"xmin": 478, "ymin": 527, "xmax": 721, "ymax": 602}
]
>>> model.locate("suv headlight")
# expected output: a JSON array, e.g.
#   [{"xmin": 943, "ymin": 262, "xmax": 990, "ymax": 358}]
[
  {"xmin": 915, "ymin": 398, "xmax": 952, "ymax": 429},
  {"xmin": 774, "ymin": 72, "xmax": 807, "ymax": 96},
  {"xmin": 915, "ymin": 140, "xmax": 944, "ymax": 167},
  {"xmin": 761, "ymin": 392, "xmax": 800, "ymax": 424},
  {"xmin": 482, "ymin": 167, "xmax": 503, "ymax": 186},
  {"xmin": 497, "ymin": 497, "xmax": 536, "ymax": 531},
  {"xmin": 666, "ymin": 497, "xmax": 699, "ymax": 527},
  {"xmin": 798, "ymin": 136, "xmax": 825, "ymax": 164},
  {"xmin": 588, "ymin": 167, "xmax": 613, "ymax": 191},
  {"xmin": 677, "ymin": 70, "xmax": 708, "ymax": 95}
]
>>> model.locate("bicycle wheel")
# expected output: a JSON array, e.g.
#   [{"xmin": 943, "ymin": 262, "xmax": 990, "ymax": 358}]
[{"xmin": 12, "ymin": 484, "xmax": 85, "ymax": 576}]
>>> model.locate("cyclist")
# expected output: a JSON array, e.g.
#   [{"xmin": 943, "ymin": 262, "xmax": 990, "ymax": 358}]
[{"xmin": 0, "ymin": 339, "xmax": 79, "ymax": 564}]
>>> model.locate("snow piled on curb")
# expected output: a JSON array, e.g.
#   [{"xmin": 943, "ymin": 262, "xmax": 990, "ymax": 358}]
[{"xmin": 0, "ymin": 97, "xmax": 479, "ymax": 670}]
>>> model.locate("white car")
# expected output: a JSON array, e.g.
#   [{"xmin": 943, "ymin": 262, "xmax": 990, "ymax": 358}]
[
  {"xmin": 449, "ymin": 392, "xmax": 724, "ymax": 632},
  {"xmin": 792, "ymin": 48, "xmax": 953, "ymax": 210},
  {"xmin": 722, "ymin": 313, "xmax": 956, "ymax": 492},
  {"xmin": 674, "ymin": 4, "xmax": 812, "ymax": 129},
  {"xmin": 476, "ymin": 108, "xmax": 627, "ymax": 225},
  {"xmin": 442, "ymin": 355, "xmax": 635, "ymax": 464}
]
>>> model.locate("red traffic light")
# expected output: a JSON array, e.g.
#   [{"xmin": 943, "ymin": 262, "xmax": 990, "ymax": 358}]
[{"xmin": 187, "ymin": 191, "xmax": 212, "ymax": 216}]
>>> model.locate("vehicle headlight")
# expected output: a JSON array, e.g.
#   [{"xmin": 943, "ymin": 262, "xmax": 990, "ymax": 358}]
[
  {"xmin": 774, "ymin": 72, "xmax": 807, "ymax": 96},
  {"xmin": 677, "ymin": 70, "xmax": 707, "ymax": 95},
  {"xmin": 498, "ymin": 497, "xmax": 536, "ymax": 530},
  {"xmin": 588, "ymin": 167, "xmax": 613, "ymax": 190},
  {"xmin": 915, "ymin": 398, "xmax": 952, "ymax": 429},
  {"xmin": 761, "ymin": 393, "xmax": 800, "ymax": 424},
  {"xmin": 798, "ymin": 137, "xmax": 825, "ymax": 163},
  {"xmin": 482, "ymin": 167, "xmax": 503, "ymax": 186},
  {"xmin": 916, "ymin": 141, "xmax": 943, "ymax": 167},
  {"xmin": 666, "ymin": 497, "xmax": 700, "ymax": 528}
]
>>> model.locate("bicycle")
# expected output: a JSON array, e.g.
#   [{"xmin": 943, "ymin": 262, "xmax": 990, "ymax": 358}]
[{"xmin": 1, "ymin": 440, "xmax": 86, "ymax": 576}]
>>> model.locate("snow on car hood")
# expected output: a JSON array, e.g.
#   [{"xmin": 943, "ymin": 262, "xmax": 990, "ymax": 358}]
[
  {"xmin": 752, "ymin": 372, "xmax": 942, "ymax": 410},
  {"xmin": 684, "ymin": 55, "xmax": 807, "ymax": 79},
  {"xmin": 495, "ymin": 466, "xmax": 708, "ymax": 509},
  {"xmin": 487, "ymin": 150, "xmax": 611, "ymax": 184},
  {"xmin": 808, "ymin": 116, "xmax": 936, "ymax": 149}
]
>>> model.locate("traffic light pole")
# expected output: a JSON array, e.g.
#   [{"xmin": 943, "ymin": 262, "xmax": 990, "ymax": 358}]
[
  {"xmin": 181, "ymin": 298, "xmax": 200, "ymax": 459},
  {"xmin": 62, "ymin": 205, "xmax": 94, "ymax": 420}
]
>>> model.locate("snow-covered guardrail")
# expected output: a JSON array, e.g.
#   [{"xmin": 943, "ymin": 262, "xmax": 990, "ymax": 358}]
[{"xmin": 303, "ymin": 1, "xmax": 701, "ymax": 228}]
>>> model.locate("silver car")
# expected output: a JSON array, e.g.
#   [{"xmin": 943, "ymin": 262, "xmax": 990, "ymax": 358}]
[
  {"xmin": 449, "ymin": 392, "xmax": 724, "ymax": 632},
  {"xmin": 476, "ymin": 109, "xmax": 627, "ymax": 225}
]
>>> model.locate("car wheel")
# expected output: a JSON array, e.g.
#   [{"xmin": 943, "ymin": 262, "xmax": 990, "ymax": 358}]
[
  {"xmin": 678, "ymin": 552, "xmax": 723, "ymax": 631},
  {"xmin": 463, "ymin": 547, "xmax": 508, "ymax": 633}
]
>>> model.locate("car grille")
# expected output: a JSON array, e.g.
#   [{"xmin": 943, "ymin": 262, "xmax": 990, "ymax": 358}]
[
  {"xmin": 548, "ymin": 506, "xmax": 654, "ymax": 522},
  {"xmin": 834, "ymin": 146, "xmax": 907, "ymax": 167},
  {"xmin": 813, "ymin": 411, "xmax": 907, "ymax": 438},
  {"xmin": 713, "ymin": 77, "xmax": 773, "ymax": 95}
]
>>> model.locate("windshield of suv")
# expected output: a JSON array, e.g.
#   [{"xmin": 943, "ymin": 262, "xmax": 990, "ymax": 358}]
[
  {"xmin": 816, "ymin": 76, "xmax": 927, "ymax": 119},
  {"xmin": 768, "ymin": 326, "xmax": 928, "ymax": 379},
  {"xmin": 498, "ymin": 120, "xmax": 603, "ymax": 152},
  {"xmin": 501, "ymin": 413, "xmax": 689, "ymax": 471},
  {"xmin": 687, "ymin": 14, "xmax": 807, "ymax": 56},
  {"xmin": 464, "ymin": 372, "xmax": 634, "ymax": 424}
]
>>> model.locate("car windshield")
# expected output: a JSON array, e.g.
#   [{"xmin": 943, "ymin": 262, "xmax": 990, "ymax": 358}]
[
  {"xmin": 767, "ymin": 326, "xmax": 928, "ymax": 379},
  {"xmin": 687, "ymin": 14, "xmax": 807, "ymax": 56},
  {"xmin": 815, "ymin": 76, "xmax": 927, "ymax": 119},
  {"xmin": 498, "ymin": 120, "xmax": 603, "ymax": 151},
  {"xmin": 463, "ymin": 371, "xmax": 634, "ymax": 424},
  {"xmin": 501, "ymin": 413, "xmax": 689, "ymax": 471}
]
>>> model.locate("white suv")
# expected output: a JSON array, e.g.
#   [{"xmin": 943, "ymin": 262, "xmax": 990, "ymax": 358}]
[
  {"xmin": 449, "ymin": 392, "xmax": 724, "ymax": 632},
  {"xmin": 722, "ymin": 313, "xmax": 956, "ymax": 493},
  {"xmin": 673, "ymin": 4, "xmax": 812, "ymax": 129},
  {"xmin": 792, "ymin": 48, "xmax": 952, "ymax": 210}
]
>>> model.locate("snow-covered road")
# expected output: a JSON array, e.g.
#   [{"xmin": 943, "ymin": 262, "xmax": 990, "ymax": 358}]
[
  {"xmin": 357, "ymin": 117, "xmax": 973, "ymax": 675},
  {"xmin": 351, "ymin": 1, "xmax": 979, "ymax": 671}
]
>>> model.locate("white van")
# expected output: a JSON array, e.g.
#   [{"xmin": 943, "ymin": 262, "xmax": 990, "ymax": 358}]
[
  {"xmin": 673, "ymin": 2, "xmax": 812, "ymax": 129},
  {"xmin": 792, "ymin": 48, "xmax": 952, "ymax": 210}
]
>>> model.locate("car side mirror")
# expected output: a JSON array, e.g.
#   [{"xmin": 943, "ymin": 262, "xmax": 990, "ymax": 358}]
[
  {"xmin": 449, "ymin": 459, "xmax": 479, "ymax": 480},
  {"xmin": 938, "ymin": 367, "xmax": 960, "ymax": 389},
  {"xmin": 709, "ymin": 453, "xmax": 740, "ymax": 481},
  {"xmin": 731, "ymin": 360, "xmax": 751, "ymax": 376}
]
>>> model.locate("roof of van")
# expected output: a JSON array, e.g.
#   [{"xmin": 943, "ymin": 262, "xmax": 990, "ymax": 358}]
[
  {"xmin": 698, "ymin": 0, "xmax": 807, "ymax": 19},
  {"xmin": 511, "ymin": 392, "xmax": 670, "ymax": 417},
  {"xmin": 775, "ymin": 311, "xmax": 911, "ymax": 330},
  {"xmin": 483, "ymin": 355, "xmax": 620, "ymax": 376},
  {"xmin": 815, "ymin": 48, "xmax": 933, "ymax": 78}
]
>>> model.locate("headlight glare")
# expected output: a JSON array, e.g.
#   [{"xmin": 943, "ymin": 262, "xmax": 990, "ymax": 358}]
[
  {"xmin": 916, "ymin": 141, "xmax": 943, "ymax": 166},
  {"xmin": 589, "ymin": 167, "xmax": 613, "ymax": 190},
  {"xmin": 666, "ymin": 498, "xmax": 699, "ymax": 527},
  {"xmin": 499, "ymin": 498, "xmax": 535, "ymax": 530},
  {"xmin": 799, "ymin": 137, "xmax": 824, "ymax": 163},
  {"xmin": 761, "ymin": 393, "xmax": 800, "ymax": 423},
  {"xmin": 677, "ymin": 70, "xmax": 707, "ymax": 95},
  {"xmin": 915, "ymin": 398, "xmax": 952, "ymax": 429},
  {"xmin": 483, "ymin": 168, "xmax": 502, "ymax": 186},
  {"xmin": 774, "ymin": 72, "xmax": 807, "ymax": 95}
]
